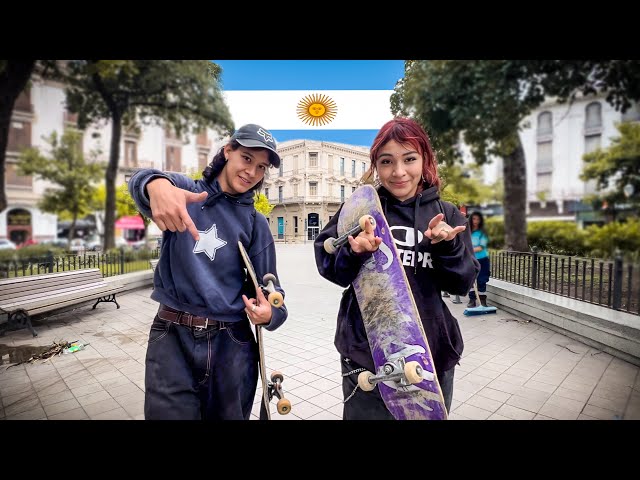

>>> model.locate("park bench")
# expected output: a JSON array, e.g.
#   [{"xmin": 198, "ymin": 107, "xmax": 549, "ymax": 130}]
[{"xmin": 0, "ymin": 268, "xmax": 123, "ymax": 337}]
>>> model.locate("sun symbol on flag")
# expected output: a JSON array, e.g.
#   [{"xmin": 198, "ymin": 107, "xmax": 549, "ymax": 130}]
[{"xmin": 297, "ymin": 94, "xmax": 337, "ymax": 126}]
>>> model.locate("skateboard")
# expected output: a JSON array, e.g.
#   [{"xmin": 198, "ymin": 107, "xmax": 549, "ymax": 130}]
[
  {"xmin": 324, "ymin": 184, "xmax": 448, "ymax": 420},
  {"xmin": 238, "ymin": 241, "xmax": 291, "ymax": 420}
]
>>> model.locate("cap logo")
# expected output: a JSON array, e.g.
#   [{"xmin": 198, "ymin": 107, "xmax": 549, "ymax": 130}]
[{"xmin": 257, "ymin": 128, "xmax": 274, "ymax": 145}]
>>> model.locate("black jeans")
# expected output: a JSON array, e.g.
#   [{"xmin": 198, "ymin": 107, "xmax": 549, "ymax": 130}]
[
  {"xmin": 144, "ymin": 315, "xmax": 258, "ymax": 420},
  {"xmin": 341, "ymin": 357, "xmax": 455, "ymax": 420}
]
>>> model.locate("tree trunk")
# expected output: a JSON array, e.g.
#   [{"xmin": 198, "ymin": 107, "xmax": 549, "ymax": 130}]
[
  {"xmin": 104, "ymin": 112, "xmax": 122, "ymax": 250},
  {"xmin": 0, "ymin": 60, "xmax": 36, "ymax": 212},
  {"xmin": 503, "ymin": 137, "xmax": 529, "ymax": 251}
]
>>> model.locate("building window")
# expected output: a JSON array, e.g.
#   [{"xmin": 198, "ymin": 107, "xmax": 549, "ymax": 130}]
[
  {"xmin": 7, "ymin": 120, "xmax": 31, "ymax": 152},
  {"xmin": 293, "ymin": 184, "xmax": 298, "ymax": 197},
  {"xmin": 585, "ymin": 102, "xmax": 603, "ymax": 135},
  {"xmin": 309, "ymin": 152, "xmax": 318, "ymax": 168},
  {"xmin": 6, "ymin": 163, "xmax": 32, "ymax": 188},
  {"xmin": 278, "ymin": 186, "xmax": 283, "ymax": 203},
  {"xmin": 341, "ymin": 185, "xmax": 345, "ymax": 202},
  {"xmin": 362, "ymin": 162, "xmax": 366, "ymax": 175},
  {"xmin": 293, "ymin": 155, "xmax": 299, "ymax": 174},
  {"xmin": 165, "ymin": 146, "xmax": 182, "ymax": 172},
  {"xmin": 328, "ymin": 154, "xmax": 334, "ymax": 172},
  {"xmin": 279, "ymin": 162, "xmax": 284, "ymax": 177},
  {"xmin": 198, "ymin": 152, "xmax": 209, "ymax": 173},
  {"xmin": 537, "ymin": 111, "xmax": 553, "ymax": 137},
  {"xmin": 536, "ymin": 141, "xmax": 553, "ymax": 193},
  {"xmin": 124, "ymin": 140, "xmax": 137, "ymax": 168},
  {"xmin": 293, "ymin": 216, "xmax": 298, "ymax": 234},
  {"xmin": 351, "ymin": 160, "xmax": 356, "ymax": 177},
  {"xmin": 340, "ymin": 157, "xmax": 345, "ymax": 176},
  {"xmin": 309, "ymin": 182, "xmax": 318, "ymax": 196}
]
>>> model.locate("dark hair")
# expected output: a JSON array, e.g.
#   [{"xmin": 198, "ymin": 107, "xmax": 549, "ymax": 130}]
[
  {"xmin": 367, "ymin": 117, "xmax": 441, "ymax": 190},
  {"xmin": 470, "ymin": 211, "xmax": 485, "ymax": 232},
  {"xmin": 202, "ymin": 140, "xmax": 265, "ymax": 192}
]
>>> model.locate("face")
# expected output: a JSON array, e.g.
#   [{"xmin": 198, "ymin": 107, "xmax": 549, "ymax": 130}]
[
  {"xmin": 218, "ymin": 145, "xmax": 270, "ymax": 195},
  {"xmin": 375, "ymin": 139, "xmax": 424, "ymax": 202},
  {"xmin": 471, "ymin": 215, "xmax": 481, "ymax": 229}
]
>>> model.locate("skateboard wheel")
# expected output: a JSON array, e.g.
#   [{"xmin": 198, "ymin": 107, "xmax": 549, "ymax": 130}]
[
  {"xmin": 404, "ymin": 361, "xmax": 423, "ymax": 385},
  {"xmin": 357, "ymin": 371, "xmax": 376, "ymax": 391},
  {"xmin": 268, "ymin": 291, "xmax": 284, "ymax": 308},
  {"xmin": 277, "ymin": 398, "xmax": 292, "ymax": 415},
  {"xmin": 358, "ymin": 215, "xmax": 376, "ymax": 230},
  {"xmin": 270, "ymin": 371, "xmax": 284, "ymax": 383},
  {"xmin": 324, "ymin": 237, "xmax": 337, "ymax": 254}
]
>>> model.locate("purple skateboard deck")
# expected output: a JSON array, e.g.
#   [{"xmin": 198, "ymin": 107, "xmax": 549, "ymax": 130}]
[{"xmin": 337, "ymin": 185, "xmax": 448, "ymax": 420}]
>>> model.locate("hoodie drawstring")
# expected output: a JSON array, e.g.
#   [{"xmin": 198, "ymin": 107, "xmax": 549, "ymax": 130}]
[{"xmin": 414, "ymin": 194, "xmax": 421, "ymax": 274}]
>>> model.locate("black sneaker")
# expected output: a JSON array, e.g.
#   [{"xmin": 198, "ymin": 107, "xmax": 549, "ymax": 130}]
[{"xmin": 466, "ymin": 299, "xmax": 476, "ymax": 308}]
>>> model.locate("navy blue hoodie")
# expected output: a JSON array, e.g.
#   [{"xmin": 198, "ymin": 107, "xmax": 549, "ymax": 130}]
[
  {"xmin": 129, "ymin": 168, "xmax": 287, "ymax": 331},
  {"xmin": 314, "ymin": 185, "xmax": 479, "ymax": 374}
]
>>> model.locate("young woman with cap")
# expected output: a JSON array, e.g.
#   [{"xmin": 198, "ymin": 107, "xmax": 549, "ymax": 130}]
[{"xmin": 129, "ymin": 123, "xmax": 288, "ymax": 420}]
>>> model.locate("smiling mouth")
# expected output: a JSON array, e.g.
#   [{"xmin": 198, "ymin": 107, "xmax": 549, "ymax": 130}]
[{"xmin": 238, "ymin": 176, "xmax": 251, "ymax": 184}]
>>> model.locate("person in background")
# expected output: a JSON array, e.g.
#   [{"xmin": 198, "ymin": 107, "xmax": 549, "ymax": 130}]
[{"xmin": 467, "ymin": 211, "xmax": 490, "ymax": 308}]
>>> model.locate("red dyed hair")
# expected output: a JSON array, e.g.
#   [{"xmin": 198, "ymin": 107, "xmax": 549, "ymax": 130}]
[{"xmin": 368, "ymin": 117, "xmax": 440, "ymax": 190}]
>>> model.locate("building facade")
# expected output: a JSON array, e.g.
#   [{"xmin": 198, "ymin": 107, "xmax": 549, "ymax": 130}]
[
  {"xmin": 466, "ymin": 95, "xmax": 640, "ymax": 225},
  {"xmin": 263, "ymin": 140, "xmax": 371, "ymax": 242}
]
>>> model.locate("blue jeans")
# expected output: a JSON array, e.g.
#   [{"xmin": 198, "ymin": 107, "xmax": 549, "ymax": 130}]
[
  {"xmin": 144, "ymin": 315, "xmax": 258, "ymax": 420},
  {"xmin": 341, "ymin": 357, "xmax": 455, "ymax": 420}
]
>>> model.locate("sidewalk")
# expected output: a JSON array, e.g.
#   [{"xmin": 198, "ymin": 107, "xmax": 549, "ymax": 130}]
[{"xmin": 1, "ymin": 244, "xmax": 639, "ymax": 420}]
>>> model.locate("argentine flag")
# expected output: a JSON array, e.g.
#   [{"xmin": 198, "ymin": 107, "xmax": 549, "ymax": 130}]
[{"xmin": 213, "ymin": 60, "xmax": 405, "ymax": 148}]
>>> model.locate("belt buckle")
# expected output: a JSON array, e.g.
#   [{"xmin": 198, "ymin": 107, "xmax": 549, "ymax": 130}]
[{"xmin": 194, "ymin": 318, "xmax": 208, "ymax": 331}]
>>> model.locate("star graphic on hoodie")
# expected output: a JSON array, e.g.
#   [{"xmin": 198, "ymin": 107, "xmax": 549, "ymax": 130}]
[{"xmin": 193, "ymin": 224, "xmax": 227, "ymax": 261}]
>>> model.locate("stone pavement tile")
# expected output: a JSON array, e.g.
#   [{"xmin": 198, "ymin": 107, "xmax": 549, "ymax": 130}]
[
  {"xmin": 495, "ymin": 404, "xmax": 536, "ymax": 420},
  {"xmin": 448, "ymin": 412, "xmax": 471, "ymax": 420},
  {"xmin": 1, "ymin": 382, "xmax": 34, "ymax": 398},
  {"xmin": 48, "ymin": 407, "xmax": 89, "ymax": 420},
  {"xmin": 307, "ymin": 410, "xmax": 341, "ymax": 420},
  {"xmin": 83, "ymin": 398, "xmax": 121, "ymax": 417},
  {"xmin": 4, "ymin": 396, "xmax": 42, "ymax": 417},
  {"xmin": 537, "ymin": 402, "xmax": 581, "ymax": 420},
  {"xmin": 5, "ymin": 405, "xmax": 47, "ymax": 420},
  {"xmin": 623, "ymin": 391, "xmax": 640, "ymax": 420},
  {"xmin": 533, "ymin": 414, "xmax": 555, "ymax": 420},
  {"xmin": 453, "ymin": 403, "xmax": 492, "ymax": 420},
  {"xmin": 288, "ymin": 384, "xmax": 323, "ymax": 401},
  {"xmin": 506, "ymin": 394, "xmax": 545, "ymax": 413},
  {"xmin": 588, "ymin": 388, "xmax": 631, "ymax": 412},
  {"xmin": 43, "ymin": 398, "xmax": 82, "ymax": 417},
  {"xmin": 476, "ymin": 387, "xmax": 512, "ymax": 403},
  {"xmin": 68, "ymin": 381, "xmax": 105, "ymax": 398},
  {"xmin": 90, "ymin": 407, "xmax": 131, "ymax": 420},
  {"xmin": 39, "ymin": 389, "xmax": 75, "ymax": 407},
  {"xmin": 581, "ymin": 404, "xmax": 622, "ymax": 420},
  {"xmin": 500, "ymin": 372, "xmax": 536, "ymax": 387},
  {"xmin": 287, "ymin": 400, "xmax": 323, "ymax": 419},
  {"xmin": 35, "ymin": 380, "xmax": 68, "ymax": 398},
  {"xmin": 76, "ymin": 389, "xmax": 112, "ymax": 407},
  {"xmin": 486, "ymin": 378, "xmax": 523, "ymax": 395},
  {"xmin": 553, "ymin": 385, "xmax": 592, "ymax": 403},
  {"xmin": 465, "ymin": 394, "xmax": 503, "ymax": 413},
  {"xmin": 523, "ymin": 379, "xmax": 558, "ymax": 394},
  {"xmin": 545, "ymin": 394, "xmax": 587, "ymax": 413},
  {"xmin": 487, "ymin": 413, "xmax": 512, "ymax": 420},
  {"xmin": 306, "ymin": 392, "xmax": 343, "ymax": 410}
]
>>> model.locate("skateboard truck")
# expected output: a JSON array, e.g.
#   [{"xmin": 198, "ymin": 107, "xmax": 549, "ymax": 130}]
[
  {"xmin": 357, "ymin": 357, "xmax": 424, "ymax": 392},
  {"xmin": 266, "ymin": 371, "xmax": 292, "ymax": 415},
  {"xmin": 324, "ymin": 215, "xmax": 376, "ymax": 254}
]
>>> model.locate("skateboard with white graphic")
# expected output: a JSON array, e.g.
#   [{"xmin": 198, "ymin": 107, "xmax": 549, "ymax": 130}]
[
  {"xmin": 238, "ymin": 241, "xmax": 291, "ymax": 420},
  {"xmin": 324, "ymin": 184, "xmax": 448, "ymax": 420}
]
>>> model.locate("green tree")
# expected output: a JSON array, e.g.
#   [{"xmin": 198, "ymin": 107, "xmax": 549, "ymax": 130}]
[
  {"xmin": 391, "ymin": 60, "xmax": 640, "ymax": 251},
  {"xmin": 0, "ymin": 60, "xmax": 60, "ymax": 212},
  {"xmin": 438, "ymin": 163, "xmax": 499, "ymax": 208},
  {"xmin": 581, "ymin": 122, "xmax": 640, "ymax": 217},
  {"xmin": 18, "ymin": 130, "xmax": 104, "ymax": 242},
  {"xmin": 64, "ymin": 60, "xmax": 234, "ymax": 250}
]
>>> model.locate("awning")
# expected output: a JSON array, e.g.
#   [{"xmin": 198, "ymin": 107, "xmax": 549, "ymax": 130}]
[{"xmin": 115, "ymin": 215, "xmax": 145, "ymax": 229}]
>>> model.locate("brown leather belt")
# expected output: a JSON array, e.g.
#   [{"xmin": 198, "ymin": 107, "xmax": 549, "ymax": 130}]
[{"xmin": 157, "ymin": 304, "xmax": 224, "ymax": 330}]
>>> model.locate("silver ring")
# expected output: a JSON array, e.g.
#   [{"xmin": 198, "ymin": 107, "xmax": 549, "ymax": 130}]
[{"xmin": 251, "ymin": 305, "xmax": 257, "ymax": 312}]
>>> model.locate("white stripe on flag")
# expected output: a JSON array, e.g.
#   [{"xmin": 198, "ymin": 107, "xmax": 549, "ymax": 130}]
[{"xmin": 222, "ymin": 90, "xmax": 394, "ymax": 130}]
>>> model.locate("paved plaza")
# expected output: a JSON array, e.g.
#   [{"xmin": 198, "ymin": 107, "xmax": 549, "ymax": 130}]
[{"xmin": 1, "ymin": 243, "xmax": 639, "ymax": 420}]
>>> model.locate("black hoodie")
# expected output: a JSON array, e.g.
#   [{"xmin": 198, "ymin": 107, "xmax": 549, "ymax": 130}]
[{"xmin": 314, "ymin": 185, "xmax": 480, "ymax": 375}]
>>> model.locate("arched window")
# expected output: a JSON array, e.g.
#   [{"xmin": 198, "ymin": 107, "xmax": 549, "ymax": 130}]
[
  {"xmin": 537, "ymin": 111, "xmax": 553, "ymax": 137},
  {"xmin": 585, "ymin": 102, "xmax": 602, "ymax": 130}
]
